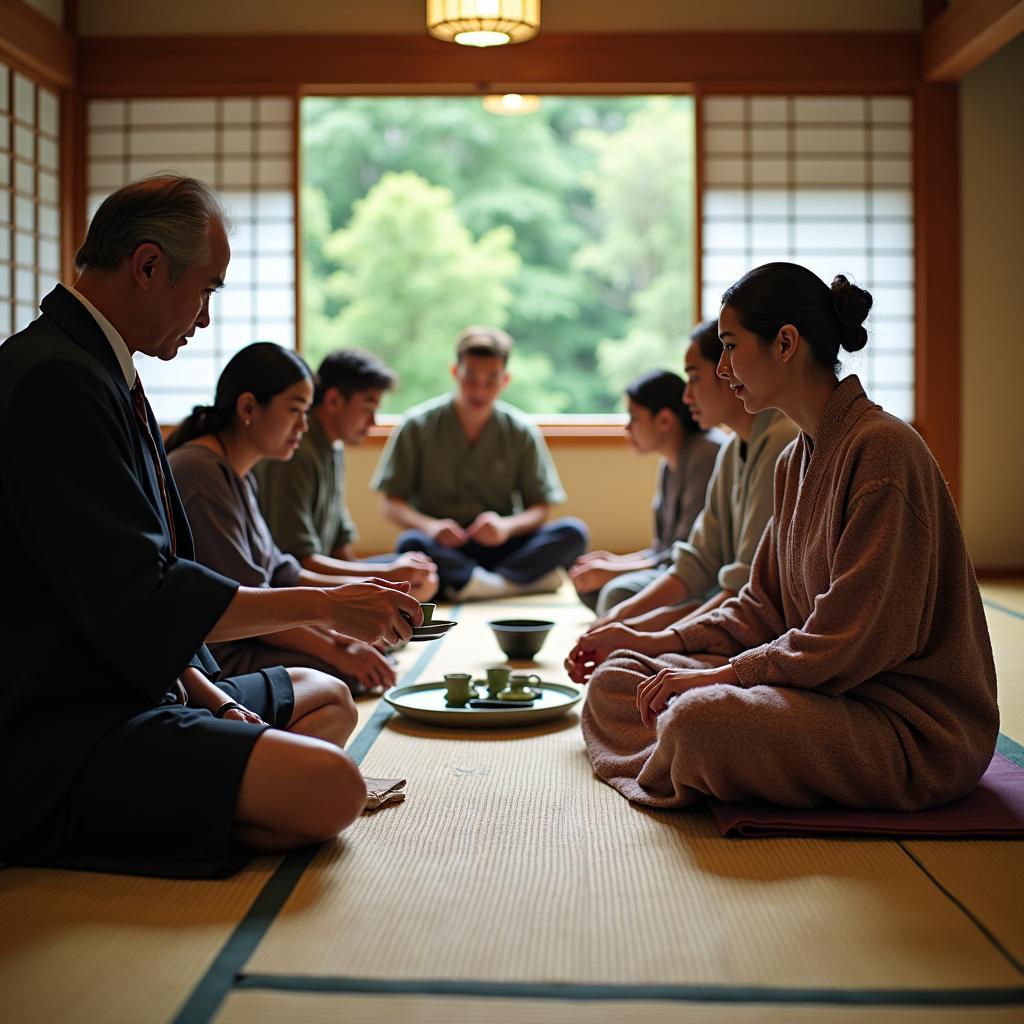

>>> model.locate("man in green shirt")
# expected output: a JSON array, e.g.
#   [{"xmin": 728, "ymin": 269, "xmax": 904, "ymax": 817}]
[
  {"xmin": 371, "ymin": 326, "xmax": 588, "ymax": 601},
  {"xmin": 256, "ymin": 349, "xmax": 438, "ymax": 602}
]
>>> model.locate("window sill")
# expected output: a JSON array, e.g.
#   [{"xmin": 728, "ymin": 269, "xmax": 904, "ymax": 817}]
[{"xmin": 367, "ymin": 416, "xmax": 629, "ymax": 445}]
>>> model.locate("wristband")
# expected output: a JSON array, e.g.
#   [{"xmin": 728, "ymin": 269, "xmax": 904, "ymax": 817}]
[{"xmin": 213, "ymin": 700, "xmax": 243, "ymax": 719}]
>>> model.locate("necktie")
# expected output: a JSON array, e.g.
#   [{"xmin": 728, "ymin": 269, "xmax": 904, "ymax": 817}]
[{"xmin": 130, "ymin": 374, "xmax": 177, "ymax": 556}]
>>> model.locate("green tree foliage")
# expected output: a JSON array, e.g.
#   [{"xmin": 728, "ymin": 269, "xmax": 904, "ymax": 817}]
[
  {"xmin": 313, "ymin": 170, "xmax": 544, "ymax": 411},
  {"xmin": 577, "ymin": 100, "xmax": 695, "ymax": 395},
  {"xmin": 301, "ymin": 96, "xmax": 693, "ymax": 414}
]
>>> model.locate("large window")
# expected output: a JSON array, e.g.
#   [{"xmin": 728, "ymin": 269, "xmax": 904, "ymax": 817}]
[
  {"xmin": 701, "ymin": 95, "xmax": 915, "ymax": 419},
  {"xmin": 78, "ymin": 90, "xmax": 916, "ymax": 424},
  {"xmin": 86, "ymin": 96, "xmax": 295, "ymax": 423},
  {"xmin": 301, "ymin": 96, "xmax": 695, "ymax": 415},
  {"xmin": 0, "ymin": 62, "xmax": 61, "ymax": 341}
]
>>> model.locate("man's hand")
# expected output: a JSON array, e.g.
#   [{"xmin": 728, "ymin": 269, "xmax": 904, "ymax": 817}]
[
  {"xmin": 331, "ymin": 637, "xmax": 397, "ymax": 694},
  {"xmin": 466, "ymin": 511, "xmax": 510, "ymax": 547},
  {"xmin": 381, "ymin": 553, "xmax": 439, "ymax": 601},
  {"xmin": 321, "ymin": 579, "xmax": 421, "ymax": 645},
  {"xmin": 220, "ymin": 704, "xmax": 266, "ymax": 725},
  {"xmin": 427, "ymin": 518, "xmax": 469, "ymax": 547}
]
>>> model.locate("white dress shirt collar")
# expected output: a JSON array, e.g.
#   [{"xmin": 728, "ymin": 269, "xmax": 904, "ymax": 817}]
[{"xmin": 67, "ymin": 285, "xmax": 137, "ymax": 388}]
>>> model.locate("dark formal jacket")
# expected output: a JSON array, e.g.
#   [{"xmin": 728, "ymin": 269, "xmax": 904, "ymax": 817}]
[{"xmin": 0, "ymin": 285, "xmax": 239, "ymax": 843}]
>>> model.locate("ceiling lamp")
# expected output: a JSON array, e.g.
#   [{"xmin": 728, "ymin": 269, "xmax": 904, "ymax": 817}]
[
  {"xmin": 482, "ymin": 93, "xmax": 541, "ymax": 115},
  {"xmin": 426, "ymin": 0, "xmax": 541, "ymax": 48}
]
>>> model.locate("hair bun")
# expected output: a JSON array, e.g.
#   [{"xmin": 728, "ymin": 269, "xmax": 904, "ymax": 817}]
[{"xmin": 831, "ymin": 275, "xmax": 872, "ymax": 353}]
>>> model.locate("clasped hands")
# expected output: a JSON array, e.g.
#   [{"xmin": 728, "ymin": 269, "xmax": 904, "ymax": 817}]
[{"xmin": 429, "ymin": 511, "xmax": 510, "ymax": 548}]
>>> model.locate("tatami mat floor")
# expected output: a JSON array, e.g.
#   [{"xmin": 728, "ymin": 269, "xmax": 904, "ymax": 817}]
[{"xmin": 1, "ymin": 582, "xmax": 1022, "ymax": 1023}]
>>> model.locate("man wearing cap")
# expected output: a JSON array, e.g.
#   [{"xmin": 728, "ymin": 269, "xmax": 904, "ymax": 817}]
[{"xmin": 372, "ymin": 326, "xmax": 588, "ymax": 601}]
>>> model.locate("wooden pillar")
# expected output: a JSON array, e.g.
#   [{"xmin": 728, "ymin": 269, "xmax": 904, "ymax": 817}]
[{"xmin": 913, "ymin": 82, "xmax": 961, "ymax": 502}]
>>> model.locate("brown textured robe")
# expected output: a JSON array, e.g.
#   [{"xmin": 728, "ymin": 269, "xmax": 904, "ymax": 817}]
[{"xmin": 582, "ymin": 376, "xmax": 999, "ymax": 812}]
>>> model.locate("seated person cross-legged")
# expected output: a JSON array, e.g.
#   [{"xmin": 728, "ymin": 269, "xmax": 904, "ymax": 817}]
[
  {"xmin": 372, "ymin": 326, "xmax": 588, "ymax": 601},
  {"xmin": 0, "ymin": 175, "xmax": 421, "ymax": 876},
  {"xmin": 581, "ymin": 262, "xmax": 998, "ymax": 813},
  {"xmin": 566, "ymin": 320, "xmax": 797, "ymax": 685},
  {"xmin": 570, "ymin": 360, "xmax": 724, "ymax": 616},
  {"xmin": 255, "ymin": 348, "xmax": 438, "ymax": 603},
  {"xmin": 168, "ymin": 343, "xmax": 399, "ymax": 696}
]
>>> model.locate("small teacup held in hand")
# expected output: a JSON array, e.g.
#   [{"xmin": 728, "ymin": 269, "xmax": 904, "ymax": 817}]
[
  {"xmin": 484, "ymin": 664, "xmax": 511, "ymax": 698},
  {"xmin": 499, "ymin": 672, "xmax": 542, "ymax": 702},
  {"xmin": 419, "ymin": 603, "xmax": 435, "ymax": 625},
  {"xmin": 444, "ymin": 672, "xmax": 477, "ymax": 707}
]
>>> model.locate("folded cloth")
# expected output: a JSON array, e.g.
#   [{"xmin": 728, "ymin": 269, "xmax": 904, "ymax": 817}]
[
  {"xmin": 363, "ymin": 777, "xmax": 407, "ymax": 812},
  {"xmin": 709, "ymin": 751, "xmax": 1024, "ymax": 838}
]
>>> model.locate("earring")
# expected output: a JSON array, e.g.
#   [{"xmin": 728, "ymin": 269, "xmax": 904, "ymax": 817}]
[{"xmin": 244, "ymin": 419, "xmax": 251, "ymax": 427}]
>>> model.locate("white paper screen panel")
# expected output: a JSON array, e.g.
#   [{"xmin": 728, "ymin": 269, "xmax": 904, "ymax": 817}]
[
  {"xmin": 702, "ymin": 95, "xmax": 914, "ymax": 421},
  {"xmin": 86, "ymin": 97, "xmax": 295, "ymax": 423},
  {"xmin": 0, "ymin": 63, "xmax": 61, "ymax": 342}
]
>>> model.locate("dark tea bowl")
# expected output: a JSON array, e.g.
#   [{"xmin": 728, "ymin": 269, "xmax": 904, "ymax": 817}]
[{"xmin": 487, "ymin": 618, "xmax": 555, "ymax": 660}]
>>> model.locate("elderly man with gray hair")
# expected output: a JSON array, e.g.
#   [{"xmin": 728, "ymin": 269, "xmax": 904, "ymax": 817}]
[{"xmin": 0, "ymin": 175, "xmax": 420, "ymax": 877}]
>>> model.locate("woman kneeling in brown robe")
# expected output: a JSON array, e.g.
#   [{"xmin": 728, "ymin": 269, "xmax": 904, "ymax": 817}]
[{"xmin": 582, "ymin": 262, "xmax": 998, "ymax": 813}]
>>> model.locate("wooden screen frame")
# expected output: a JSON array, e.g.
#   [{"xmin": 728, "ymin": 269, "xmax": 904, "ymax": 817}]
[{"xmin": 4, "ymin": 21, "xmax": 961, "ymax": 499}]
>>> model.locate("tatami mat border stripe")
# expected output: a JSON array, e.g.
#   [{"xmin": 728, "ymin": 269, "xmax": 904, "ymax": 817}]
[
  {"xmin": 983, "ymin": 599, "xmax": 1024, "ymax": 623},
  {"xmin": 897, "ymin": 839, "xmax": 1024, "ymax": 977},
  {"xmin": 996, "ymin": 733, "xmax": 1024, "ymax": 768},
  {"xmin": 235, "ymin": 975, "xmax": 1024, "ymax": 1007},
  {"xmin": 172, "ymin": 606, "xmax": 462, "ymax": 1024}
]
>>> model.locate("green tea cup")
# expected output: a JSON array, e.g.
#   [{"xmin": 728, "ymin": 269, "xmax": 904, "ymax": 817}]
[
  {"xmin": 484, "ymin": 665, "xmax": 511, "ymax": 698},
  {"xmin": 444, "ymin": 672, "xmax": 476, "ymax": 706}
]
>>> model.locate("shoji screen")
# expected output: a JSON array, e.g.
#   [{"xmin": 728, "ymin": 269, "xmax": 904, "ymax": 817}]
[
  {"xmin": 701, "ymin": 95, "xmax": 914, "ymax": 420},
  {"xmin": 0, "ymin": 62, "xmax": 61, "ymax": 341},
  {"xmin": 86, "ymin": 96, "xmax": 295, "ymax": 423}
]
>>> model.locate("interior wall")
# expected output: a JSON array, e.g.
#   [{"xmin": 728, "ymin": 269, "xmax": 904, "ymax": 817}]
[
  {"xmin": 960, "ymin": 33, "xmax": 1024, "ymax": 570},
  {"xmin": 344, "ymin": 437, "xmax": 659, "ymax": 556},
  {"xmin": 78, "ymin": 0, "xmax": 920, "ymax": 37}
]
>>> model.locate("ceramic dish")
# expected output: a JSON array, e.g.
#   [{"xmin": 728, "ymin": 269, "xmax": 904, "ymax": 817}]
[
  {"xmin": 409, "ymin": 619, "xmax": 458, "ymax": 642},
  {"xmin": 383, "ymin": 680, "xmax": 581, "ymax": 728}
]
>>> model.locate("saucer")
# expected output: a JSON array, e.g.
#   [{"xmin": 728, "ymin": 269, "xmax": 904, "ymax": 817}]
[{"xmin": 409, "ymin": 619, "xmax": 457, "ymax": 642}]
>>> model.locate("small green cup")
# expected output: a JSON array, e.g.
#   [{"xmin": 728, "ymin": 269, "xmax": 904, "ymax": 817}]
[
  {"xmin": 484, "ymin": 665, "xmax": 511, "ymax": 698},
  {"xmin": 419, "ymin": 602, "xmax": 435, "ymax": 625},
  {"xmin": 444, "ymin": 672, "xmax": 476, "ymax": 706}
]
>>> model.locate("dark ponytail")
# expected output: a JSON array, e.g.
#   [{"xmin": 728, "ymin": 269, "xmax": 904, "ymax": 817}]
[
  {"xmin": 166, "ymin": 342, "xmax": 312, "ymax": 451},
  {"xmin": 626, "ymin": 369, "xmax": 702, "ymax": 434},
  {"xmin": 721, "ymin": 262, "xmax": 873, "ymax": 372}
]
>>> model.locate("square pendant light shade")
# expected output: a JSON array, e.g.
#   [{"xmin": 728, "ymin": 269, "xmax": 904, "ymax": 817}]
[{"xmin": 426, "ymin": 0, "xmax": 541, "ymax": 47}]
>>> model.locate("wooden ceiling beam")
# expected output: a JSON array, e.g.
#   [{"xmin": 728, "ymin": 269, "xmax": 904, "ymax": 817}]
[
  {"xmin": 0, "ymin": 0, "xmax": 76, "ymax": 88},
  {"xmin": 77, "ymin": 31, "xmax": 921, "ymax": 96},
  {"xmin": 924, "ymin": 0, "xmax": 1024, "ymax": 80}
]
